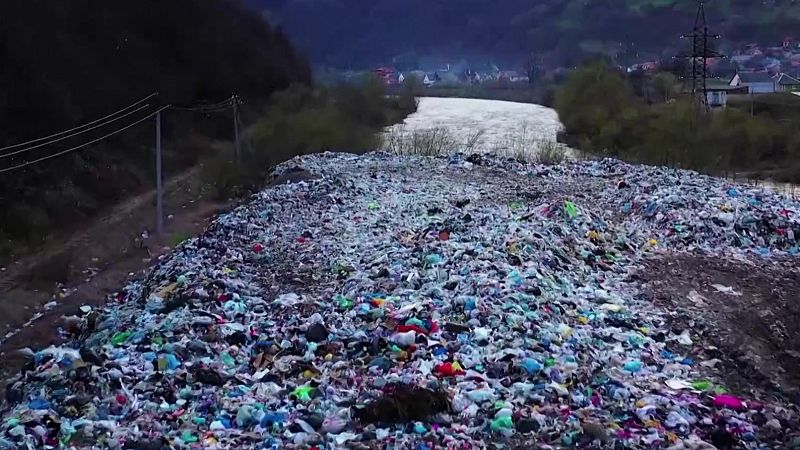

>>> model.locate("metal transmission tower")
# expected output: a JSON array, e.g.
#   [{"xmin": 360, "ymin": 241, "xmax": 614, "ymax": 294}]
[{"xmin": 678, "ymin": 2, "xmax": 722, "ymax": 110}]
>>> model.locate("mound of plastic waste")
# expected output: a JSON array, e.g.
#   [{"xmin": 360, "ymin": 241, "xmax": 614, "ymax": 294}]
[{"xmin": 1, "ymin": 152, "xmax": 798, "ymax": 449}]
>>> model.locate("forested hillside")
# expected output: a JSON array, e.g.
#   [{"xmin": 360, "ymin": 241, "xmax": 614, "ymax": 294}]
[
  {"xmin": 1, "ymin": 0, "xmax": 310, "ymax": 144},
  {"xmin": 248, "ymin": 0, "xmax": 800, "ymax": 67},
  {"xmin": 0, "ymin": 0, "xmax": 310, "ymax": 251}
]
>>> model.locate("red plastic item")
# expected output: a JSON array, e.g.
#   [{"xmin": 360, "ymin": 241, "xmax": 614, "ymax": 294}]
[
  {"xmin": 439, "ymin": 230, "xmax": 450, "ymax": 241},
  {"xmin": 252, "ymin": 242, "xmax": 265, "ymax": 253},
  {"xmin": 434, "ymin": 362, "xmax": 464, "ymax": 377}
]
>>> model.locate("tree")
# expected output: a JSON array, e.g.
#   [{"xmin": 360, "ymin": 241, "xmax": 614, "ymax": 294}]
[
  {"xmin": 554, "ymin": 62, "xmax": 639, "ymax": 154},
  {"xmin": 651, "ymin": 72, "xmax": 680, "ymax": 103}
]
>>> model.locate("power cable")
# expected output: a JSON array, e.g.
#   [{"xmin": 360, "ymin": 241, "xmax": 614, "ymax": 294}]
[
  {"xmin": 0, "ymin": 105, "xmax": 171, "ymax": 174},
  {"xmin": 0, "ymin": 92, "xmax": 158, "ymax": 152},
  {"xmin": 174, "ymin": 104, "xmax": 235, "ymax": 114},
  {"xmin": 171, "ymin": 96, "xmax": 235, "ymax": 112},
  {"xmin": 0, "ymin": 104, "xmax": 152, "ymax": 160}
]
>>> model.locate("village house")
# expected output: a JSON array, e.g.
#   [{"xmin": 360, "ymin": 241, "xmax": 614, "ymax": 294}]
[
  {"xmin": 423, "ymin": 72, "xmax": 441, "ymax": 86},
  {"xmin": 497, "ymin": 70, "xmax": 528, "ymax": 83},
  {"xmin": 730, "ymin": 71, "xmax": 776, "ymax": 94},
  {"xmin": 705, "ymin": 79, "xmax": 746, "ymax": 108},
  {"xmin": 774, "ymin": 73, "xmax": 800, "ymax": 92},
  {"xmin": 373, "ymin": 66, "xmax": 398, "ymax": 85}
]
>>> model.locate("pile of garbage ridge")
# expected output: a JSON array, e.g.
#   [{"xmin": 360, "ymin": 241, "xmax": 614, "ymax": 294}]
[{"xmin": 2, "ymin": 152, "xmax": 799, "ymax": 449}]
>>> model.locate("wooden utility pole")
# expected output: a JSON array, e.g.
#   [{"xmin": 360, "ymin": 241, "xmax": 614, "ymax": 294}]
[
  {"xmin": 232, "ymin": 95, "xmax": 241, "ymax": 164},
  {"xmin": 155, "ymin": 111, "xmax": 164, "ymax": 236}
]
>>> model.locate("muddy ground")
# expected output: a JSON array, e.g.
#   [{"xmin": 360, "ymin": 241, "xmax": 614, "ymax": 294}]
[{"xmin": 639, "ymin": 253, "xmax": 800, "ymax": 401}]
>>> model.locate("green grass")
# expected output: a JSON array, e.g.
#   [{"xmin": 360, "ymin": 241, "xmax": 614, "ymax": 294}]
[{"xmin": 170, "ymin": 231, "xmax": 193, "ymax": 247}]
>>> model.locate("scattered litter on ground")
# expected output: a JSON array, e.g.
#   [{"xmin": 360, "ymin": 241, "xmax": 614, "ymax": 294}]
[{"xmin": 1, "ymin": 153, "xmax": 799, "ymax": 449}]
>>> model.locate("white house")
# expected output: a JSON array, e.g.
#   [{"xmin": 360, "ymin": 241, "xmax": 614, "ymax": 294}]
[
  {"xmin": 705, "ymin": 78, "xmax": 746, "ymax": 108},
  {"xmin": 729, "ymin": 72, "xmax": 776, "ymax": 94}
]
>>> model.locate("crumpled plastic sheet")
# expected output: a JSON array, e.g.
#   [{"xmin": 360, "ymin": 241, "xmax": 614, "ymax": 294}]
[{"xmin": 2, "ymin": 152, "xmax": 799, "ymax": 449}]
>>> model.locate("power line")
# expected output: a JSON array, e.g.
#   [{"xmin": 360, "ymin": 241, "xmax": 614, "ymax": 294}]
[
  {"xmin": 0, "ymin": 92, "xmax": 158, "ymax": 153},
  {"xmin": 171, "ymin": 96, "xmax": 235, "ymax": 112},
  {"xmin": 0, "ymin": 104, "xmax": 152, "ymax": 160},
  {"xmin": 0, "ymin": 105, "xmax": 171, "ymax": 174},
  {"xmin": 173, "ymin": 104, "xmax": 234, "ymax": 114}
]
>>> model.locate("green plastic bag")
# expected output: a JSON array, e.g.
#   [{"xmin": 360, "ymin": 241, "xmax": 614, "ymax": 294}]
[
  {"xmin": 564, "ymin": 201, "xmax": 578, "ymax": 219},
  {"xmin": 111, "ymin": 331, "xmax": 132, "ymax": 346}
]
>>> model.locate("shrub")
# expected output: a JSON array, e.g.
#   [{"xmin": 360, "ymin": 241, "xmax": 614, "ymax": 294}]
[
  {"xmin": 383, "ymin": 127, "xmax": 456, "ymax": 156},
  {"xmin": 200, "ymin": 153, "xmax": 249, "ymax": 200},
  {"xmin": 534, "ymin": 140, "xmax": 568, "ymax": 165},
  {"xmin": 555, "ymin": 63, "xmax": 800, "ymax": 179}
]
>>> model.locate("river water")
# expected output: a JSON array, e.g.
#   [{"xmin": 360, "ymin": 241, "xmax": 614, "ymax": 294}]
[
  {"xmin": 391, "ymin": 97, "xmax": 563, "ymax": 145},
  {"xmin": 383, "ymin": 97, "xmax": 566, "ymax": 159}
]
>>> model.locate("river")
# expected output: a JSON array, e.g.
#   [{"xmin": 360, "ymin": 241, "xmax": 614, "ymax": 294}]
[
  {"xmin": 391, "ymin": 97, "xmax": 562, "ymax": 145},
  {"xmin": 383, "ymin": 97, "xmax": 566, "ymax": 159}
]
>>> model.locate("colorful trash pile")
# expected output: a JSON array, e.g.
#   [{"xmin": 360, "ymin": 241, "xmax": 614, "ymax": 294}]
[{"xmin": 2, "ymin": 153, "xmax": 799, "ymax": 449}]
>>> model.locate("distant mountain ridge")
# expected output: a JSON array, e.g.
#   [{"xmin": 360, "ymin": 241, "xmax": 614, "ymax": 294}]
[{"xmin": 245, "ymin": 0, "xmax": 800, "ymax": 68}]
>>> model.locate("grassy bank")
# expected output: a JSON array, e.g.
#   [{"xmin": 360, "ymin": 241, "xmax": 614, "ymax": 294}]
[
  {"xmin": 383, "ymin": 125, "xmax": 568, "ymax": 165},
  {"xmin": 555, "ymin": 63, "xmax": 800, "ymax": 182}
]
